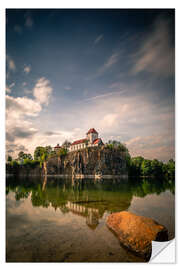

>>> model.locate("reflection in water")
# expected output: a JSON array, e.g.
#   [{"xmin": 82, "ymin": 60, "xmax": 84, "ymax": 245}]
[{"xmin": 6, "ymin": 176, "xmax": 175, "ymax": 262}]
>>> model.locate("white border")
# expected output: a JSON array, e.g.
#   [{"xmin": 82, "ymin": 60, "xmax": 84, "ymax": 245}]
[{"xmin": 0, "ymin": 1, "xmax": 179, "ymax": 269}]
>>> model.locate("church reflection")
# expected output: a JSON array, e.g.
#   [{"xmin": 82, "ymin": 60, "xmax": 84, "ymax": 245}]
[
  {"xmin": 66, "ymin": 201, "xmax": 100, "ymax": 230},
  {"xmin": 6, "ymin": 175, "xmax": 175, "ymax": 231}
]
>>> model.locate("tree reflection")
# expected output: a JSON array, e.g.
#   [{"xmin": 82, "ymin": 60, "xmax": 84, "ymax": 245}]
[{"xmin": 6, "ymin": 176, "xmax": 175, "ymax": 225}]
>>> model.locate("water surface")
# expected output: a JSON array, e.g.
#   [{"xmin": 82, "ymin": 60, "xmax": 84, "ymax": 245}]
[{"xmin": 6, "ymin": 177, "xmax": 175, "ymax": 262}]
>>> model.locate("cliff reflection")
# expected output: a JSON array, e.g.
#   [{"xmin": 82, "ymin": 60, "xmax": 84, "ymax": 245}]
[{"xmin": 6, "ymin": 176, "xmax": 174, "ymax": 230}]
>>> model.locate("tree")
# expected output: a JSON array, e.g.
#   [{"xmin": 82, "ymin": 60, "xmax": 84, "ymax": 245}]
[
  {"xmin": 45, "ymin": 145, "xmax": 53, "ymax": 155},
  {"xmin": 26, "ymin": 153, "xmax": 33, "ymax": 160},
  {"xmin": 151, "ymin": 159, "xmax": 163, "ymax": 176},
  {"xmin": 18, "ymin": 151, "xmax": 32, "ymax": 161},
  {"xmin": 62, "ymin": 140, "xmax": 71, "ymax": 150},
  {"xmin": 34, "ymin": 146, "xmax": 46, "ymax": 160},
  {"xmin": 130, "ymin": 156, "xmax": 144, "ymax": 176},
  {"xmin": 166, "ymin": 159, "xmax": 175, "ymax": 179},
  {"xmin": 7, "ymin": 155, "xmax": 12, "ymax": 162},
  {"xmin": 141, "ymin": 159, "xmax": 152, "ymax": 176},
  {"xmin": 106, "ymin": 140, "xmax": 128, "ymax": 152},
  {"xmin": 18, "ymin": 151, "xmax": 26, "ymax": 160}
]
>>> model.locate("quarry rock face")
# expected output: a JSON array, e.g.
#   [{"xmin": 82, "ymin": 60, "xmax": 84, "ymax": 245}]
[
  {"xmin": 46, "ymin": 146, "xmax": 127, "ymax": 176},
  {"xmin": 106, "ymin": 211, "xmax": 168, "ymax": 260},
  {"xmin": 7, "ymin": 147, "xmax": 128, "ymax": 177}
]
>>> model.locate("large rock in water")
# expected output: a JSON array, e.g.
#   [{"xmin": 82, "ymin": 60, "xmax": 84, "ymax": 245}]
[{"xmin": 106, "ymin": 211, "xmax": 168, "ymax": 260}]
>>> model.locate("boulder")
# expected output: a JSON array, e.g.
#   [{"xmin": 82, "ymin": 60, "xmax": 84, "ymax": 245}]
[{"xmin": 106, "ymin": 211, "xmax": 168, "ymax": 259}]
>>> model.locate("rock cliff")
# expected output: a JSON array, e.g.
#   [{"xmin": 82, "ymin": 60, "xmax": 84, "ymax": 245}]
[
  {"xmin": 47, "ymin": 146, "xmax": 127, "ymax": 177},
  {"xmin": 6, "ymin": 146, "xmax": 128, "ymax": 178}
]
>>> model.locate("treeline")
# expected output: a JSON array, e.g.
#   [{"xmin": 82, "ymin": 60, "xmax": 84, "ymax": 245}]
[
  {"xmin": 105, "ymin": 140, "xmax": 175, "ymax": 179},
  {"xmin": 128, "ymin": 156, "xmax": 175, "ymax": 179},
  {"xmin": 7, "ymin": 140, "xmax": 175, "ymax": 179},
  {"xmin": 6, "ymin": 144, "xmax": 68, "ymax": 173}
]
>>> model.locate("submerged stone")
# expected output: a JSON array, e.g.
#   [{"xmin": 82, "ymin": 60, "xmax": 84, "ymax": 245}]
[{"xmin": 106, "ymin": 211, "xmax": 168, "ymax": 260}]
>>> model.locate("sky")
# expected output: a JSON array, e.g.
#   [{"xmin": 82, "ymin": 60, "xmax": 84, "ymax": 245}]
[{"xmin": 6, "ymin": 9, "xmax": 175, "ymax": 162}]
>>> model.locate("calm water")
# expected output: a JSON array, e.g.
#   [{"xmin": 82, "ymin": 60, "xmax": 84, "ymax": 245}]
[{"xmin": 6, "ymin": 177, "xmax": 175, "ymax": 262}]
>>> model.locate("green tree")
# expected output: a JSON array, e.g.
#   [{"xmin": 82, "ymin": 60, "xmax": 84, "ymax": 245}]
[
  {"xmin": 151, "ymin": 159, "xmax": 163, "ymax": 176},
  {"xmin": 7, "ymin": 155, "xmax": 12, "ymax": 162},
  {"xmin": 141, "ymin": 159, "xmax": 152, "ymax": 176},
  {"xmin": 34, "ymin": 146, "xmax": 46, "ymax": 160},
  {"xmin": 18, "ymin": 151, "xmax": 26, "ymax": 160},
  {"xmin": 106, "ymin": 140, "xmax": 128, "ymax": 152},
  {"xmin": 166, "ymin": 159, "xmax": 175, "ymax": 179},
  {"xmin": 130, "ymin": 156, "xmax": 144, "ymax": 176},
  {"xmin": 18, "ymin": 151, "xmax": 32, "ymax": 161},
  {"xmin": 62, "ymin": 140, "xmax": 71, "ymax": 150},
  {"xmin": 45, "ymin": 145, "xmax": 53, "ymax": 155}
]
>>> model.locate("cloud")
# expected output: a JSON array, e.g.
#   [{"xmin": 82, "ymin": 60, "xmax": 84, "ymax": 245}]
[
  {"xmin": 94, "ymin": 34, "xmax": 104, "ymax": 45},
  {"xmin": 24, "ymin": 89, "xmax": 32, "ymax": 95},
  {"xmin": 64, "ymin": 86, "xmax": 72, "ymax": 90},
  {"xmin": 24, "ymin": 65, "xmax": 31, "ymax": 74},
  {"xmin": 6, "ymin": 94, "xmax": 41, "ymax": 154},
  {"xmin": 33, "ymin": 77, "xmax": 53, "ymax": 105},
  {"xmin": 83, "ymin": 92, "xmax": 117, "ymax": 102},
  {"xmin": 102, "ymin": 113, "xmax": 118, "ymax": 127},
  {"xmin": 6, "ymin": 77, "xmax": 54, "ymax": 157},
  {"xmin": 14, "ymin": 25, "xmax": 22, "ymax": 34},
  {"xmin": 6, "ymin": 55, "xmax": 16, "ymax": 71},
  {"xmin": 125, "ymin": 134, "xmax": 174, "ymax": 162},
  {"xmin": 6, "ymin": 95, "xmax": 42, "ymax": 117},
  {"xmin": 6, "ymin": 144, "xmax": 28, "ymax": 155},
  {"xmin": 7, "ymin": 127, "xmax": 37, "ymax": 142},
  {"xmin": 98, "ymin": 53, "xmax": 119, "ymax": 75},
  {"xmin": 131, "ymin": 16, "xmax": 174, "ymax": 77},
  {"xmin": 59, "ymin": 87, "xmax": 174, "ymax": 162},
  {"xmin": 44, "ymin": 131, "xmax": 61, "ymax": 136},
  {"xmin": 6, "ymin": 82, "xmax": 15, "ymax": 93}
]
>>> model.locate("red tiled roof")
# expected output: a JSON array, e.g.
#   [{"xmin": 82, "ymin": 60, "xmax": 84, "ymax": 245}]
[
  {"xmin": 93, "ymin": 138, "xmax": 101, "ymax": 144},
  {"xmin": 71, "ymin": 138, "xmax": 87, "ymax": 146},
  {"xmin": 86, "ymin": 128, "xmax": 98, "ymax": 135},
  {"xmin": 54, "ymin": 144, "xmax": 61, "ymax": 148}
]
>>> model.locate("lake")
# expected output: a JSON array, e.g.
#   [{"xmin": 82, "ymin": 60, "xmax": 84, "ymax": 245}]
[{"xmin": 6, "ymin": 176, "xmax": 175, "ymax": 262}]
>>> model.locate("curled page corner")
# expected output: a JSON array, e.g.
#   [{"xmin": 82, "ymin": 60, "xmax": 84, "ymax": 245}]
[{"xmin": 150, "ymin": 239, "xmax": 175, "ymax": 263}]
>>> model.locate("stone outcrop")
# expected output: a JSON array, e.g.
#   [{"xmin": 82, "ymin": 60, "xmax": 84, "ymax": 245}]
[
  {"xmin": 106, "ymin": 211, "xmax": 168, "ymax": 260},
  {"xmin": 6, "ymin": 146, "xmax": 128, "ymax": 178},
  {"xmin": 46, "ymin": 146, "xmax": 127, "ymax": 177}
]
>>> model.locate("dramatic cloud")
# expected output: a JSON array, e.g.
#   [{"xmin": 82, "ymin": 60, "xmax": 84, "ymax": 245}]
[
  {"xmin": 6, "ymin": 95, "xmax": 42, "ymax": 117},
  {"xmin": 24, "ymin": 65, "xmax": 31, "ymax": 74},
  {"xmin": 94, "ymin": 34, "xmax": 104, "ymax": 45},
  {"xmin": 132, "ymin": 17, "xmax": 174, "ymax": 77},
  {"xmin": 6, "ymin": 77, "xmax": 54, "ymax": 157},
  {"xmin": 33, "ymin": 77, "xmax": 53, "ymax": 105},
  {"xmin": 6, "ymin": 10, "xmax": 174, "ymax": 162},
  {"xmin": 63, "ymin": 89, "xmax": 174, "ymax": 162}
]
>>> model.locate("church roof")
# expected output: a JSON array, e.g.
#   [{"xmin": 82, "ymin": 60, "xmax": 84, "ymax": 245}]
[
  {"xmin": 86, "ymin": 128, "xmax": 98, "ymax": 135},
  {"xmin": 93, "ymin": 138, "xmax": 101, "ymax": 144},
  {"xmin": 71, "ymin": 138, "xmax": 87, "ymax": 146},
  {"xmin": 54, "ymin": 144, "xmax": 61, "ymax": 148}
]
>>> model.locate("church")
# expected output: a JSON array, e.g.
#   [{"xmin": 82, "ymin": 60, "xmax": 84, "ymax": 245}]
[{"xmin": 68, "ymin": 128, "xmax": 103, "ymax": 152}]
